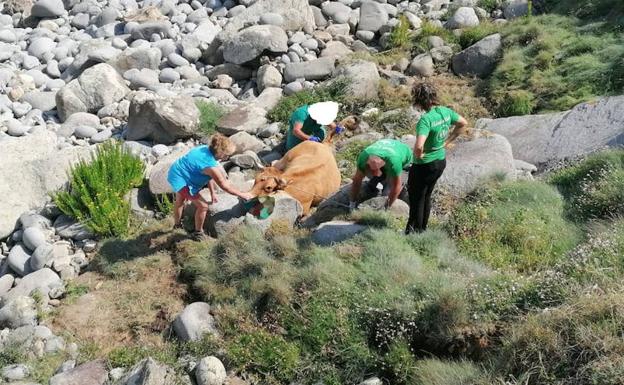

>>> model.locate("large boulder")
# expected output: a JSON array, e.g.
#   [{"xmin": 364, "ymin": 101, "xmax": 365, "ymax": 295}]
[
  {"xmin": 438, "ymin": 133, "xmax": 516, "ymax": 196},
  {"xmin": 229, "ymin": 132, "xmax": 265, "ymax": 154},
  {"xmin": 173, "ymin": 302, "xmax": 218, "ymax": 342},
  {"xmin": 446, "ymin": 7, "xmax": 479, "ymax": 29},
  {"xmin": 504, "ymin": 0, "xmax": 529, "ymax": 19},
  {"xmin": 408, "ymin": 54, "xmax": 435, "ymax": 77},
  {"xmin": 148, "ymin": 147, "xmax": 192, "ymax": 194},
  {"xmin": 0, "ymin": 296, "xmax": 37, "ymax": 328},
  {"xmin": 221, "ymin": 0, "xmax": 315, "ymax": 36},
  {"xmin": 49, "ymin": 359, "xmax": 108, "ymax": 385},
  {"xmin": 223, "ymin": 25, "xmax": 288, "ymax": 65},
  {"xmin": 216, "ymin": 105, "xmax": 267, "ymax": 135},
  {"xmin": 322, "ymin": 2, "xmax": 351, "ymax": 24},
  {"xmin": 283, "ymin": 57, "xmax": 336, "ymax": 82},
  {"xmin": 329, "ymin": 60, "xmax": 379, "ymax": 100},
  {"xmin": 0, "ymin": 129, "xmax": 92, "ymax": 239},
  {"xmin": 479, "ymin": 96, "xmax": 624, "ymax": 165},
  {"xmin": 114, "ymin": 358, "xmax": 176, "ymax": 385},
  {"xmin": 451, "ymin": 34, "xmax": 502, "ymax": 78},
  {"xmin": 125, "ymin": 92, "xmax": 200, "ymax": 144},
  {"xmin": 31, "ymin": 0, "xmax": 65, "ymax": 17},
  {"xmin": 109, "ymin": 47, "xmax": 162, "ymax": 72},
  {"xmin": 56, "ymin": 63, "xmax": 130, "ymax": 122},
  {"xmin": 8, "ymin": 244, "xmax": 32, "ymax": 277},
  {"xmin": 195, "ymin": 356, "xmax": 226, "ymax": 385},
  {"xmin": 312, "ymin": 221, "xmax": 367, "ymax": 246},
  {"xmin": 2, "ymin": 268, "xmax": 63, "ymax": 304},
  {"xmin": 357, "ymin": 1, "xmax": 388, "ymax": 33}
]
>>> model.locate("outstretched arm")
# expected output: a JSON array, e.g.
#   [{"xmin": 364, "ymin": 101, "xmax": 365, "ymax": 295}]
[
  {"xmin": 445, "ymin": 116, "xmax": 468, "ymax": 147},
  {"xmin": 349, "ymin": 170, "xmax": 365, "ymax": 204},
  {"xmin": 203, "ymin": 167, "xmax": 253, "ymax": 201}
]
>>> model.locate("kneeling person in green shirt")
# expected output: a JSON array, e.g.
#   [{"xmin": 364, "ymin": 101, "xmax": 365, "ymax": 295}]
[
  {"xmin": 349, "ymin": 139, "xmax": 413, "ymax": 209},
  {"xmin": 285, "ymin": 102, "xmax": 342, "ymax": 151}
]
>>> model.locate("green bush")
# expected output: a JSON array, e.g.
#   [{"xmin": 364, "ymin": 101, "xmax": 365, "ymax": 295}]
[
  {"xmin": 459, "ymin": 22, "xmax": 501, "ymax": 49},
  {"xmin": 496, "ymin": 89, "xmax": 535, "ymax": 117},
  {"xmin": 549, "ymin": 149, "xmax": 624, "ymax": 221},
  {"xmin": 412, "ymin": 20, "xmax": 458, "ymax": 54},
  {"xmin": 487, "ymin": 14, "xmax": 624, "ymax": 114},
  {"xmin": 196, "ymin": 100, "xmax": 225, "ymax": 136},
  {"xmin": 478, "ymin": 0, "xmax": 499, "ymax": 12},
  {"xmin": 390, "ymin": 14, "xmax": 413, "ymax": 49},
  {"xmin": 267, "ymin": 79, "xmax": 349, "ymax": 125},
  {"xmin": 53, "ymin": 141, "xmax": 144, "ymax": 237},
  {"xmin": 449, "ymin": 180, "xmax": 580, "ymax": 271}
]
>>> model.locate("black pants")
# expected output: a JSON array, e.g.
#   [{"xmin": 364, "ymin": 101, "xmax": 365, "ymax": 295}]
[{"xmin": 405, "ymin": 159, "xmax": 446, "ymax": 234}]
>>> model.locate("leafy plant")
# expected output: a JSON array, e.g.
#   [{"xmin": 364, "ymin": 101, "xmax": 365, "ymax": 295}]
[
  {"xmin": 53, "ymin": 141, "xmax": 145, "ymax": 237},
  {"xmin": 154, "ymin": 194, "xmax": 174, "ymax": 216},
  {"xmin": 390, "ymin": 14, "xmax": 413, "ymax": 49},
  {"xmin": 197, "ymin": 100, "xmax": 225, "ymax": 136},
  {"xmin": 478, "ymin": 0, "xmax": 499, "ymax": 12},
  {"xmin": 496, "ymin": 89, "xmax": 535, "ymax": 117}
]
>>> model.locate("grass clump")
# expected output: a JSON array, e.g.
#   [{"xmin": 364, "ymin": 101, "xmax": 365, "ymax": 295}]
[
  {"xmin": 459, "ymin": 22, "xmax": 501, "ymax": 49},
  {"xmin": 412, "ymin": 20, "xmax": 458, "ymax": 54},
  {"xmin": 549, "ymin": 149, "xmax": 624, "ymax": 221},
  {"xmin": 389, "ymin": 14, "xmax": 413, "ymax": 50},
  {"xmin": 267, "ymin": 79, "xmax": 349, "ymax": 125},
  {"xmin": 487, "ymin": 14, "xmax": 624, "ymax": 115},
  {"xmin": 449, "ymin": 179, "xmax": 580, "ymax": 271},
  {"xmin": 196, "ymin": 100, "xmax": 224, "ymax": 136},
  {"xmin": 478, "ymin": 0, "xmax": 499, "ymax": 12},
  {"xmin": 53, "ymin": 140, "xmax": 144, "ymax": 237}
]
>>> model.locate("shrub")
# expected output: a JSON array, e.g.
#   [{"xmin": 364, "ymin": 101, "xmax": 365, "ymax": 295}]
[
  {"xmin": 376, "ymin": 79, "xmax": 412, "ymax": 110},
  {"xmin": 196, "ymin": 100, "xmax": 224, "ymax": 136},
  {"xmin": 154, "ymin": 193, "xmax": 174, "ymax": 216},
  {"xmin": 496, "ymin": 89, "xmax": 535, "ymax": 117},
  {"xmin": 449, "ymin": 180, "xmax": 580, "ymax": 271},
  {"xmin": 478, "ymin": 0, "xmax": 499, "ymax": 12},
  {"xmin": 412, "ymin": 20, "xmax": 458, "ymax": 54},
  {"xmin": 267, "ymin": 79, "xmax": 349, "ymax": 125},
  {"xmin": 549, "ymin": 149, "xmax": 624, "ymax": 221},
  {"xmin": 53, "ymin": 141, "xmax": 144, "ymax": 237},
  {"xmin": 390, "ymin": 14, "xmax": 413, "ymax": 49},
  {"xmin": 459, "ymin": 22, "xmax": 501, "ymax": 49}
]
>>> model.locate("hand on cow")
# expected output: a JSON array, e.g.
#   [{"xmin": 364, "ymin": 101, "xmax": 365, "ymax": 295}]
[
  {"xmin": 239, "ymin": 192, "xmax": 255, "ymax": 201},
  {"xmin": 334, "ymin": 125, "xmax": 345, "ymax": 135},
  {"xmin": 308, "ymin": 136, "xmax": 321, "ymax": 142},
  {"xmin": 211, "ymin": 195, "xmax": 218, "ymax": 204}
]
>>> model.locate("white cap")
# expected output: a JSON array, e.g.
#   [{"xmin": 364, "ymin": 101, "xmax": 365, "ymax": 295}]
[{"xmin": 308, "ymin": 101, "xmax": 339, "ymax": 126}]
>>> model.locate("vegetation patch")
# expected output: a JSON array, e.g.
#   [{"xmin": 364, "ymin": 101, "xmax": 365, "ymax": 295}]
[
  {"xmin": 53, "ymin": 141, "xmax": 144, "ymax": 237},
  {"xmin": 196, "ymin": 100, "xmax": 225, "ymax": 136},
  {"xmin": 459, "ymin": 21, "xmax": 501, "ymax": 49}
]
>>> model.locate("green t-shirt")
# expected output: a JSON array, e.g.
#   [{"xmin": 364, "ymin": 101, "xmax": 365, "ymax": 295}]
[
  {"xmin": 356, "ymin": 139, "xmax": 414, "ymax": 177},
  {"xmin": 285, "ymin": 105, "xmax": 327, "ymax": 150},
  {"xmin": 414, "ymin": 106, "xmax": 460, "ymax": 164}
]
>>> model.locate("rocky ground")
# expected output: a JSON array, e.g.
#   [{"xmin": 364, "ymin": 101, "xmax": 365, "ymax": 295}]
[{"xmin": 2, "ymin": 0, "xmax": 624, "ymax": 383}]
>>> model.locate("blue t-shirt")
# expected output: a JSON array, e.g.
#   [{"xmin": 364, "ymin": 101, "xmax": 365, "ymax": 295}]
[{"xmin": 167, "ymin": 146, "xmax": 218, "ymax": 196}]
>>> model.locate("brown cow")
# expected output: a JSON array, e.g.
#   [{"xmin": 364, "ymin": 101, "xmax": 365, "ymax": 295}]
[{"xmin": 250, "ymin": 140, "xmax": 341, "ymax": 215}]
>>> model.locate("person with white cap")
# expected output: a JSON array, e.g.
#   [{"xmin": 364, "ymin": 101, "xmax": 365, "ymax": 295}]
[{"xmin": 285, "ymin": 101, "xmax": 344, "ymax": 151}]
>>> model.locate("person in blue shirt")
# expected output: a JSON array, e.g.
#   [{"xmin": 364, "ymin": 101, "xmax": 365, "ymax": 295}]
[{"xmin": 168, "ymin": 134, "xmax": 253, "ymax": 239}]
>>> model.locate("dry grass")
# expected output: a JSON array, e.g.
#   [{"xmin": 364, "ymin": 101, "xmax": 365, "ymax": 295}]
[
  {"xmin": 429, "ymin": 74, "xmax": 491, "ymax": 126},
  {"xmin": 49, "ymin": 252, "xmax": 187, "ymax": 356}
]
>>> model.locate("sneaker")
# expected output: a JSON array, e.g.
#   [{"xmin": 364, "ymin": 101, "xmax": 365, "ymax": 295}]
[
  {"xmin": 191, "ymin": 230, "xmax": 208, "ymax": 241},
  {"xmin": 173, "ymin": 222, "xmax": 184, "ymax": 230}
]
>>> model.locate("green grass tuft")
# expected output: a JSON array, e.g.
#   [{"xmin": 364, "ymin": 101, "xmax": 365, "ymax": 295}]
[
  {"xmin": 389, "ymin": 14, "xmax": 413, "ymax": 50},
  {"xmin": 459, "ymin": 22, "xmax": 501, "ymax": 49},
  {"xmin": 53, "ymin": 140, "xmax": 144, "ymax": 237},
  {"xmin": 196, "ymin": 100, "xmax": 225, "ymax": 136}
]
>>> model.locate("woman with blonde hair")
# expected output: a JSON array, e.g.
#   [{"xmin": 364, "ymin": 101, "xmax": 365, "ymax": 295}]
[{"xmin": 167, "ymin": 134, "xmax": 253, "ymax": 239}]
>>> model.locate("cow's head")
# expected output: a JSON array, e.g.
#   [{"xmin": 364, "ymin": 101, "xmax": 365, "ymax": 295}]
[{"xmin": 250, "ymin": 167, "xmax": 290, "ymax": 197}]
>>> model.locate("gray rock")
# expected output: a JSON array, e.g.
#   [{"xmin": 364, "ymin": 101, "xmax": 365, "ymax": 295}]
[
  {"xmin": 195, "ymin": 356, "xmax": 226, "ymax": 385},
  {"xmin": 55, "ymin": 360, "xmax": 76, "ymax": 374},
  {"xmin": 22, "ymin": 91, "xmax": 57, "ymax": 112},
  {"xmin": 356, "ymin": 30, "xmax": 375, "ymax": 43},
  {"xmin": 404, "ymin": 11, "xmax": 422, "ymax": 29},
  {"xmin": 359, "ymin": 196, "xmax": 409, "ymax": 218},
  {"xmin": 22, "ymin": 227, "xmax": 46, "ymax": 251},
  {"xmin": 5, "ymin": 119, "xmax": 28, "ymax": 137},
  {"xmin": 221, "ymin": 0, "xmax": 315, "ymax": 37},
  {"xmin": 0, "ymin": 275, "xmax": 14, "ymax": 297},
  {"xmin": 159, "ymin": 68, "xmax": 180, "ymax": 83},
  {"xmin": 230, "ymin": 151, "xmax": 264, "ymax": 169},
  {"xmin": 438, "ymin": 133, "xmax": 515, "ymax": 196},
  {"xmin": 260, "ymin": 12, "xmax": 284, "ymax": 26},
  {"xmin": 514, "ymin": 159, "xmax": 537, "ymax": 173},
  {"xmin": 480, "ymin": 95, "xmax": 624, "ymax": 164},
  {"xmin": 253, "ymin": 87, "xmax": 283, "ymax": 111},
  {"xmin": 91, "ymin": 129, "xmax": 113, "ymax": 143},
  {"xmin": 321, "ymin": 2, "xmax": 351, "ymax": 23},
  {"xmin": 28, "ymin": 37, "xmax": 56, "ymax": 60},
  {"xmin": 430, "ymin": 45, "xmax": 454, "ymax": 65},
  {"xmin": 2, "ymin": 364, "xmax": 30, "ymax": 381},
  {"xmin": 408, "ymin": 53, "xmax": 434, "ymax": 76},
  {"xmin": 359, "ymin": 378, "xmax": 382, "ymax": 385},
  {"xmin": 0, "ymin": 296, "xmax": 37, "ymax": 328},
  {"xmin": 151, "ymin": 144, "xmax": 170, "ymax": 158},
  {"xmin": 124, "ymin": 68, "xmax": 160, "ymax": 89},
  {"xmin": 49, "ymin": 359, "xmax": 108, "ymax": 385},
  {"xmin": 114, "ymin": 358, "xmax": 175, "ymax": 385},
  {"xmin": 283, "ymin": 81, "xmax": 303, "ymax": 95},
  {"xmin": 504, "ymin": 0, "xmax": 528, "ymax": 19},
  {"xmin": 130, "ymin": 21, "xmax": 172, "ymax": 41},
  {"xmin": 109, "ymin": 47, "xmax": 162, "ymax": 72},
  {"xmin": 30, "ymin": 243, "xmax": 54, "ymax": 271},
  {"xmin": 74, "ymin": 125, "xmax": 98, "ymax": 139},
  {"xmin": 451, "ymin": 33, "xmax": 502, "ymax": 78},
  {"xmin": 256, "ymin": 64, "xmax": 282, "ymax": 92},
  {"xmin": 19, "ymin": 212, "xmax": 51, "ymax": 229},
  {"xmin": 257, "ymin": 122, "xmax": 281, "ymax": 138},
  {"xmin": 173, "ymin": 302, "xmax": 218, "ymax": 341},
  {"xmin": 319, "ymin": 41, "xmax": 352, "ymax": 58},
  {"xmin": 56, "ymin": 63, "xmax": 130, "ymax": 122},
  {"xmin": 216, "ymin": 105, "xmax": 267, "ymax": 135},
  {"xmin": 2, "ymin": 268, "xmax": 62, "ymax": 303},
  {"xmin": 125, "ymin": 92, "xmax": 200, "ymax": 144},
  {"xmin": 59, "ymin": 112, "xmax": 100, "ymax": 137},
  {"xmin": 312, "ymin": 220, "xmax": 366, "ymax": 246},
  {"xmin": 283, "ymin": 57, "xmax": 335, "ymax": 82},
  {"xmin": 205, "ymin": 63, "xmax": 252, "ymax": 81},
  {"xmin": 330, "ymin": 60, "xmax": 379, "ymax": 100},
  {"xmin": 229, "ymin": 132, "xmax": 265, "ymax": 154},
  {"xmin": 358, "ymin": 1, "xmax": 389, "ymax": 32},
  {"xmin": 31, "ymin": 0, "xmax": 65, "ymax": 17},
  {"xmin": 223, "ymin": 25, "xmax": 288, "ymax": 65},
  {"xmin": 447, "ymin": 6, "xmax": 479, "ymax": 29}
]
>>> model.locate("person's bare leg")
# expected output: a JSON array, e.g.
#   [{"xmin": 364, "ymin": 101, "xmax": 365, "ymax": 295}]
[
  {"xmin": 173, "ymin": 193, "xmax": 185, "ymax": 227},
  {"xmin": 192, "ymin": 196, "xmax": 210, "ymax": 233}
]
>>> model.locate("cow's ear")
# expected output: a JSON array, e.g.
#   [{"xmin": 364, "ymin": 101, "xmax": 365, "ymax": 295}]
[{"xmin": 277, "ymin": 178, "xmax": 289, "ymax": 189}]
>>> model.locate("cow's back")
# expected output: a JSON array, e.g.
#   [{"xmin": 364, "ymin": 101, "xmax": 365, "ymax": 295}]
[{"xmin": 283, "ymin": 142, "xmax": 340, "ymax": 204}]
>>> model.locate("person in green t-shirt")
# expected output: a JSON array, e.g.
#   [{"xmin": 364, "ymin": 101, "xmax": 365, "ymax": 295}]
[
  {"xmin": 349, "ymin": 139, "xmax": 413, "ymax": 209},
  {"xmin": 285, "ymin": 102, "xmax": 342, "ymax": 151},
  {"xmin": 405, "ymin": 83, "xmax": 468, "ymax": 234}
]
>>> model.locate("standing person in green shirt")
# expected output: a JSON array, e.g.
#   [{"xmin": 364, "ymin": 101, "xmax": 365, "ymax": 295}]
[
  {"xmin": 405, "ymin": 83, "xmax": 468, "ymax": 234},
  {"xmin": 349, "ymin": 139, "xmax": 413, "ymax": 210},
  {"xmin": 285, "ymin": 101, "xmax": 343, "ymax": 151}
]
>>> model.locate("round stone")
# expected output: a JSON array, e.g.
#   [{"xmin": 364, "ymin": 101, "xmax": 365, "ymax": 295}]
[{"xmin": 74, "ymin": 125, "xmax": 98, "ymax": 139}]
